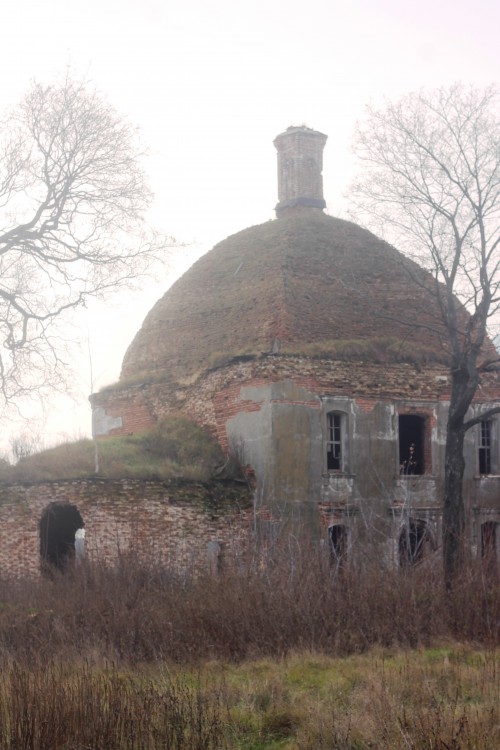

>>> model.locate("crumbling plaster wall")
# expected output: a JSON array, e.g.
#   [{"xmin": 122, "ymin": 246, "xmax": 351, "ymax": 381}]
[
  {"xmin": 0, "ymin": 478, "xmax": 253, "ymax": 578},
  {"xmin": 90, "ymin": 356, "xmax": 500, "ymax": 535}
]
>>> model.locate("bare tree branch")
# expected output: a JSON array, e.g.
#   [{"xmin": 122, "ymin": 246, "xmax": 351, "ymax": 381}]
[
  {"xmin": 0, "ymin": 74, "xmax": 177, "ymax": 407},
  {"xmin": 463, "ymin": 406, "xmax": 500, "ymax": 431}
]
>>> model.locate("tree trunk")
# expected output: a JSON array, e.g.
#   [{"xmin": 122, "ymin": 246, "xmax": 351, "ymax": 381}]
[
  {"xmin": 442, "ymin": 418, "xmax": 466, "ymax": 588},
  {"xmin": 442, "ymin": 365, "xmax": 478, "ymax": 588}
]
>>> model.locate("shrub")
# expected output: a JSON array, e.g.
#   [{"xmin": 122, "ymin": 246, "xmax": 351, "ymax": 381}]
[{"xmin": 0, "ymin": 541, "xmax": 497, "ymax": 665}]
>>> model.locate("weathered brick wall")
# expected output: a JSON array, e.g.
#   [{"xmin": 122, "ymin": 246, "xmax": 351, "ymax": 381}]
[
  {"xmin": 92, "ymin": 353, "xmax": 500, "ymax": 453},
  {"xmin": 0, "ymin": 478, "xmax": 253, "ymax": 578},
  {"xmin": 93, "ymin": 384, "xmax": 155, "ymax": 437},
  {"xmin": 92, "ymin": 355, "xmax": 453, "ymax": 440}
]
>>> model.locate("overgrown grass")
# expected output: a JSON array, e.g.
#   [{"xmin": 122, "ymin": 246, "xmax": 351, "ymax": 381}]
[
  {"xmin": 0, "ymin": 663, "xmax": 226, "ymax": 749},
  {"xmin": 0, "ymin": 416, "xmax": 227, "ymax": 482},
  {"xmin": 0, "ymin": 641, "xmax": 498, "ymax": 748},
  {"xmin": 219, "ymin": 648, "xmax": 500, "ymax": 749},
  {"xmin": 0, "ymin": 549, "xmax": 497, "ymax": 747},
  {"xmin": 0, "ymin": 544, "xmax": 497, "ymax": 664}
]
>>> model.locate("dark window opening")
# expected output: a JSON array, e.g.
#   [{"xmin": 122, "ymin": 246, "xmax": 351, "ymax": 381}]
[
  {"xmin": 479, "ymin": 420, "xmax": 492, "ymax": 475},
  {"xmin": 326, "ymin": 412, "xmax": 343, "ymax": 471},
  {"xmin": 399, "ymin": 415, "xmax": 425, "ymax": 475},
  {"xmin": 40, "ymin": 503, "xmax": 84, "ymax": 575},
  {"xmin": 399, "ymin": 518, "xmax": 429, "ymax": 566},
  {"xmin": 329, "ymin": 524, "xmax": 348, "ymax": 565},
  {"xmin": 481, "ymin": 521, "xmax": 498, "ymax": 561}
]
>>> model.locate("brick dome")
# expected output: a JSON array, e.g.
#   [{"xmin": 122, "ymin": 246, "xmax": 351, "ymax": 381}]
[{"xmin": 121, "ymin": 211, "xmax": 454, "ymax": 385}]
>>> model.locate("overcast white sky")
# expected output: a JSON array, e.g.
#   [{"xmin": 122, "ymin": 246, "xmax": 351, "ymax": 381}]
[{"xmin": 0, "ymin": 0, "xmax": 499, "ymax": 450}]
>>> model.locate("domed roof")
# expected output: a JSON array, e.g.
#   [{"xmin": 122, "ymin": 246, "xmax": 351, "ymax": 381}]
[{"xmin": 121, "ymin": 211, "xmax": 453, "ymax": 384}]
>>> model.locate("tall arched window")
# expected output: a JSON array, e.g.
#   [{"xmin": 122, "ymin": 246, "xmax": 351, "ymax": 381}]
[
  {"xmin": 326, "ymin": 411, "xmax": 347, "ymax": 472},
  {"xmin": 478, "ymin": 420, "xmax": 492, "ymax": 475}
]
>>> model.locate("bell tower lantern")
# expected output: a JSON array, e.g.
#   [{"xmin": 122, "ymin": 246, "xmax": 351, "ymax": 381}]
[{"xmin": 274, "ymin": 125, "xmax": 327, "ymax": 217}]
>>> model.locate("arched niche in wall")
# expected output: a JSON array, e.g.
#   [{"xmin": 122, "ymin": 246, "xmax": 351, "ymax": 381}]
[
  {"xmin": 398, "ymin": 518, "xmax": 433, "ymax": 567},
  {"xmin": 39, "ymin": 502, "xmax": 85, "ymax": 575}
]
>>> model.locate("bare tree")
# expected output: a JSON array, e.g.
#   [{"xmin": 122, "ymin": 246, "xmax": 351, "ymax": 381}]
[
  {"xmin": 350, "ymin": 83, "xmax": 500, "ymax": 584},
  {"xmin": 10, "ymin": 431, "xmax": 43, "ymax": 463},
  {"xmin": 0, "ymin": 75, "xmax": 173, "ymax": 407}
]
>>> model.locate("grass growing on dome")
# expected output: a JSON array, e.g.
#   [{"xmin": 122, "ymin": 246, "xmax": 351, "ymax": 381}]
[
  {"xmin": 0, "ymin": 417, "xmax": 227, "ymax": 483},
  {"xmin": 97, "ymin": 370, "xmax": 173, "ymax": 392},
  {"xmin": 281, "ymin": 337, "xmax": 451, "ymax": 365},
  {"xmin": 207, "ymin": 348, "xmax": 260, "ymax": 371}
]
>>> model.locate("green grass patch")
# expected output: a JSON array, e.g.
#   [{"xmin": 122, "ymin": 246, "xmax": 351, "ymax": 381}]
[{"xmin": 200, "ymin": 648, "xmax": 500, "ymax": 749}]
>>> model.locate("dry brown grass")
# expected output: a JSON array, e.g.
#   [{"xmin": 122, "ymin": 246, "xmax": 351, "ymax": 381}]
[
  {"xmin": 0, "ymin": 548, "xmax": 497, "ymax": 747},
  {"xmin": 0, "ymin": 543, "xmax": 497, "ymax": 665},
  {"xmin": 0, "ymin": 662, "xmax": 226, "ymax": 749},
  {"xmin": 0, "ymin": 648, "xmax": 499, "ymax": 749}
]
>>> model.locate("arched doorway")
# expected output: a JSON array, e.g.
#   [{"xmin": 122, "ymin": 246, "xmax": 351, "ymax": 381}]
[
  {"xmin": 399, "ymin": 518, "xmax": 431, "ymax": 566},
  {"xmin": 329, "ymin": 524, "xmax": 348, "ymax": 565},
  {"xmin": 39, "ymin": 503, "xmax": 85, "ymax": 574}
]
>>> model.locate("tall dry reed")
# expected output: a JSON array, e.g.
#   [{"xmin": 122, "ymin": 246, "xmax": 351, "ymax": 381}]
[{"xmin": 0, "ymin": 542, "xmax": 496, "ymax": 665}]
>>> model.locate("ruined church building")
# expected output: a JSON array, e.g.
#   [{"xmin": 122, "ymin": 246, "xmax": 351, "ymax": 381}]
[
  {"xmin": 92, "ymin": 126, "xmax": 500, "ymax": 567},
  {"xmin": 1, "ymin": 126, "xmax": 499, "ymax": 575}
]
